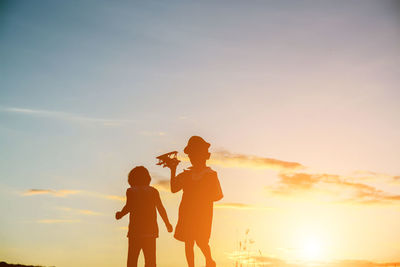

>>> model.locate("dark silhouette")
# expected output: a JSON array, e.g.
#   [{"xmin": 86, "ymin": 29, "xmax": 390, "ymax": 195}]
[
  {"xmin": 116, "ymin": 166, "xmax": 173, "ymax": 267},
  {"xmin": 156, "ymin": 151, "xmax": 180, "ymax": 167},
  {"xmin": 163, "ymin": 136, "xmax": 223, "ymax": 267}
]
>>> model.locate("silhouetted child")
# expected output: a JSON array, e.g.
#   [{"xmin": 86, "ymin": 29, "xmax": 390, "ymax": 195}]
[
  {"xmin": 116, "ymin": 166, "xmax": 173, "ymax": 267},
  {"xmin": 168, "ymin": 136, "xmax": 223, "ymax": 267}
]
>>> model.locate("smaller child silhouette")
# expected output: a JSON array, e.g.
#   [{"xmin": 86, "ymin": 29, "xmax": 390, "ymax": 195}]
[{"xmin": 116, "ymin": 166, "xmax": 173, "ymax": 267}]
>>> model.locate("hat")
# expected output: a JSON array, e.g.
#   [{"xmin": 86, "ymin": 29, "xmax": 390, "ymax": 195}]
[{"xmin": 184, "ymin": 136, "xmax": 210, "ymax": 154}]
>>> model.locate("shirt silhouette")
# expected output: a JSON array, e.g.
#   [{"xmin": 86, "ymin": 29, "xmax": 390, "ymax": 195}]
[
  {"xmin": 127, "ymin": 186, "xmax": 161, "ymax": 238},
  {"xmin": 116, "ymin": 166, "xmax": 172, "ymax": 267}
]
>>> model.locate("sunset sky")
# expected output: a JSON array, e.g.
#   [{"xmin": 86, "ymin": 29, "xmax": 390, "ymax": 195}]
[{"xmin": 1, "ymin": 1, "xmax": 400, "ymax": 266}]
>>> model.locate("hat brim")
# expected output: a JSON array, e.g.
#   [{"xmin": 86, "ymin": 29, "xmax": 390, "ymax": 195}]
[{"xmin": 184, "ymin": 142, "xmax": 210, "ymax": 154}]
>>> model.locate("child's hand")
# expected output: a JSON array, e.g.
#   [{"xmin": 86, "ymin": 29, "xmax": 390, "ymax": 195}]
[
  {"xmin": 166, "ymin": 158, "xmax": 179, "ymax": 171},
  {"xmin": 115, "ymin": 211, "xmax": 122, "ymax": 220},
  {"xmin": 166, "ymin": 223, "xmax": 173, "ymax": 233}
]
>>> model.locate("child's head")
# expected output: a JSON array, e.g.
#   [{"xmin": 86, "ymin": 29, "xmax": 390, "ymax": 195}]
[
  {"xmin": 184, "ymin": 136, "xmax": 211, "ymax": 167},
  {"xmin": 128, "ymin": 166, "xmax": 151, "ymax": 187}
]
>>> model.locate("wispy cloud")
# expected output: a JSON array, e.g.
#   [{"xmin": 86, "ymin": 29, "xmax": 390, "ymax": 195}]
[
  {"xmin": 199, "ymin": 150, "xmax": 400, "ymax": 205},
  {"xmin": 37, "ymin": 219, "xmax": 80, "ymax": 224},
  {"xmin": 352, "ymin": 170, "xmax": 400, "ymax": 184},
  {"xmin": 78, "ymin": 209, "xmax": 102, "ymax": 215},
  {"xmin": 325, "ymin": 260, "xmax": 400, "ymax": 267},
  {"xmin": 103, "ymin": 183, "xmax": 174, "ymax": 201},
  {"xmin": 1, "ymin": 106, "xmax": 136, "ymax": 126},
  {"xmin": 22, "ymin": 189, "xmax": 80, "ymax": 197},
  {"xmin": 179, "ymin": 150, "xmax": 304, "ymax": 171},
  {"xmin": 227, "ymin": 251, "xmax": 286, "ymax": 266},
  {"xmin": 215, "ymin": 202, "xmax": 271, "ymax": 210},
  {"xmin": 152, "ymin": 179, "xmax": 170, "ymax": 192},
  {"xmin": 179, "ymin": 149, "xmax": 399, "ymax": 205},
  {"xmin": 228, "ymin": 251, "xmax": 400, "ymax": 267},
  {"xmin": 57, "ymin": 207, "xmax": 103, "ymax": 216},
  {"xmin": 105, "ymin": 195, "xmax": 126, "ymax": 202},
  {"xmin": 271, "ymin": 172, "xmax": 400, "ymax": 205},
  {"xmin": 21, "ymin": 188, "xmax": 128, "ymax": 203},
  {"xmin": 139, "ymin": 131, "xmax": 166, "ymax": 136}
]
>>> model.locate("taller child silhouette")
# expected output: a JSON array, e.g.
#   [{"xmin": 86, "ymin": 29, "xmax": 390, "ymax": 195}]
[{"xmin": 168, "ymin": 136, "xmax": 223, "ymax": 267}]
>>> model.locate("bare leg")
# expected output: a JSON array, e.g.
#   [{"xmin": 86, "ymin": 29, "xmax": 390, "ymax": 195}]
[
  {"xmin": 185, "ymin": 240, "xmax": 195, "ymax": 267},
  {"xmin": 196, "ymin": 240, "xmax": 215, "ymax": 267},
  {"xmin": 142, "ymin": 238, "xmax": 156, "ymax": 267},
  {"xmin": 128, "ymin": 237, "xmax": 141, "ymax": 267}
]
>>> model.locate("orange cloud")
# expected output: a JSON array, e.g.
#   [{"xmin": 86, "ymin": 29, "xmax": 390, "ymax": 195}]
[
  {"xmin": 352, "ymin": 170, "xmax": 400, "ymax": 184},
  {"xmin": 279, "ymin": 172, "xmax": 321, "ymax": 190},
  {"xmin": 37, "ymin": 219, "xmax": 80, "ymax": 224},
  {"xmin": 227, "ymin": 251, "xmax": 286, "ymax": 266},
  {"xmin": 106, "ymin": 195, "xmax": 126, "ymax": 201},
  {"xmin": 57, "ymin": 207, "xmax": 103, "ymax": 216},
  {"xmin": 327, "ymin": 260, "xmax": 400, "ymax": 267},
  {"xmin": 152, "ymin": 180, "xmax": 170, "ymax": 192},
  {"xmin": 22, "ymin": 188, "xmax": 127, "ymax": 203},
  {"xmin": 228, "ymin": 251, "xmax": 400, "ymax": 267},
  {"xmin": 78, "ymin": 209, "xmax": 102, "ymax": 215},
  {"xmin": 271, "ymin": 172, "xmax": 400, "ymax": 205},
  {"xmin": 179, "ymin": 150, "xmax": 304, "ymax": 171},
  {"xmin": 22, "ymin": 189, "xmax": 80, "ymax": 197},
  {"xmin": 215, "ymin": 202, "xmax": 271, "ymax": 210}
]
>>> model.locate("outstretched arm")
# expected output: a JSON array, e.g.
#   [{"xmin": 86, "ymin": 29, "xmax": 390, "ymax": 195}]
[
  {"xmin": 115, "ymin": 189, "xmax": 131, "ymax": 220},
  {"xmin": 116, "ymin": 205, "xmax": 129, "ymax": 219},
  {"xmin": 155, "ymin": 191, "xmax": 173, "ymax": 232}
]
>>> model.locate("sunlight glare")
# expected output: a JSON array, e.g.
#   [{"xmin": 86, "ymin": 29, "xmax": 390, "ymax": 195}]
[{"xmin": 302, "ymin": 237, "xmax": 323, "ymax": 260}]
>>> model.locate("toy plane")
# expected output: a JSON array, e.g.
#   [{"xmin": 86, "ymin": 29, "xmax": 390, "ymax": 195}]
[{"xmin": 156, "ymin": 151, "xmax": 180, "ymax": 168}]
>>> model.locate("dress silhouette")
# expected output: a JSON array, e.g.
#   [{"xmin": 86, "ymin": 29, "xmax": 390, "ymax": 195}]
[
  {"xmin": 173, "ymin": 166, "xmax": 222, "ymax": 242},
  {"xmin": 168, "ymin": 136, "xmax": 223, "ymax": 267}
]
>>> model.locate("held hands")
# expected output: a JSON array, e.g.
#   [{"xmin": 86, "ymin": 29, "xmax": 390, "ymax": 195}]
[
  {"xmin": 166, "ymin": 222, "xmax": 173, "ymax": 233},
  {"xmin": 115, "ymin": 211, "xmax": 123, "ymax": 220}
]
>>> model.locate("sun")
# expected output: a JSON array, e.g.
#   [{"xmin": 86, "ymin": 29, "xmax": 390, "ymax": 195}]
[{"xmin": 300, "ymin": 236, "xmax": 323, "ymax": 261}]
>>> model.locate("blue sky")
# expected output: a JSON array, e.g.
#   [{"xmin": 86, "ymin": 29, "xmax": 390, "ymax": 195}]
[{"xmin": 1, "ymin": 1, "xmax": 400, "ymax": 266}]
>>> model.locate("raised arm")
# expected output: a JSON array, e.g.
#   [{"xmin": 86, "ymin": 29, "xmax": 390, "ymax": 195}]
[
  {"xmin": 155, "ymin": 191, "xmax": 173, "ymax": 232},
  {"xmin": 169, "ymin": 163, "xmax": 183, "ymax": 193}
]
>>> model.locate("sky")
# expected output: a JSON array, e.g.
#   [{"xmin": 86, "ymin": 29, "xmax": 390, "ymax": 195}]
[{"xmin": 1, "ymin": 0, "xmax": 400, "ymax": 266}]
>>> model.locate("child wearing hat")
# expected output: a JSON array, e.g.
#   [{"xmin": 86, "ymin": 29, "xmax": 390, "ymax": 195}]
[
  {"xmin": 116, "ymin": 166, "xmax": 173, "ymax": 267},
  {"xmin": 168, "ymin": 136, "xmax": 223, "ymax": 267}
]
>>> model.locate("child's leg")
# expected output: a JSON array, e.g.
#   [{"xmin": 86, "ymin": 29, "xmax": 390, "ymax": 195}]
[
  {"xmin": 185, "ymin": 240, "xmax": 195, "ymax": 267},
  {"xmin": 128, "ymin": 237, "xmax": 142, "ymax": 267},
  {"xmin": 196, "ymin": 240, "xmax": 215, "ymax": 267},
  {"xmin": 142, "ymin": 237, "xmax": 156, "ymax": 267}
]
